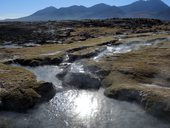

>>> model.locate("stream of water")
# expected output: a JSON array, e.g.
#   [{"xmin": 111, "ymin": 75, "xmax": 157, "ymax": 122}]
[
  {"xmin": 1, "ymin": 38, "xmax": 170, "ymax": 128},
  {"xmin": 0, "ymin": 88, "xmax": 169, "ymax": 128},
  {"xmin": 0, "ymin": 63, "xmax": 169, "ymax": 128},
  {"xmin": 93, "ymin": 37, "xmax": 170, "ymax": 61}
]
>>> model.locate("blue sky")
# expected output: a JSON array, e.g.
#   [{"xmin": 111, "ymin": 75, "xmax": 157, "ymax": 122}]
[{"xmin": 0, "ymin": 0, "xmax": 170, "ymax": 19}]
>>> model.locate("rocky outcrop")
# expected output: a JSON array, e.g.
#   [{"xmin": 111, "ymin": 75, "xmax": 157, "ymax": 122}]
[
  {"xmin": 84, "ymin": 65, "xmax": 111, "ymax": 80},
  {"xmin": 61, "ymin": 72, "xmax": 101, "ymax": 89},
  {"xmin": 5, "ymin": 53, "xmax": 64, "ymax": 66},
  {"xmin": 0, "ymin": 88, "xmax": 39, "ymax": 111},
  {"xmin": 0, "ymin": 82, "xmax": 56, "ymax": 112},
  {"xmin": 14, "ymin": 56, "xmax": 62, "ymax": 66},
  {"xmin": 57, "ymin": 62, "xmax": 102, "ymax": 89},
  {"xmin": 104, "ymin": 87, "xmax": 170, "ymax": 121},
  {"xmin": 68, "ymin": 47, "xmax": 107, "ymax": 62},
  {"xmin": 0, "ymin": 63, "xmax": 56, "ymax": 112}
]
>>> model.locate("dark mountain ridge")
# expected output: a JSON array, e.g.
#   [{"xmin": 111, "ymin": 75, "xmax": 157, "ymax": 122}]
[{"xmin": 4, "ymin": 0, "xmax": 170, "ymax": 21}]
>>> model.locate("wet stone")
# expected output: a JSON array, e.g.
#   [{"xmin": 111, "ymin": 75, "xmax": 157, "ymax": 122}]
[{"xmin": 62, "ymin": 72, "xmax": 101, "ymax": 89}]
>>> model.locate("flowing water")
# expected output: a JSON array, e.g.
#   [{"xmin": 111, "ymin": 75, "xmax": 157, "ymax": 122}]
[
  {"xmin": 0, "ymin": 63, "xmax": 169, "ymax": 128},
  {"xmin": 0, "ymin": 44, "xmax": 23, "ymax": 49},
  {"xmin": 93, "ymin": 37, "xmax": 170, "ymax": 61},
  {"xmin": 0, "ymin": 43, "xmax": 40, "ymax": 49},
  {"xmin": 1, "ymin": 38, "xmax": 170, "ymax": 128},
  {"xmin": 0, "ymin": 88, "xmax": 170, "ymax": 128}
]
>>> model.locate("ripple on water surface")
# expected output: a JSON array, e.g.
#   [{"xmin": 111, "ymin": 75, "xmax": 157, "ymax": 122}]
[
  {"xmin": 0, "ymin": 89, "xmax": 170, "ymax": 128},
  {"xmin": 2, "ymin": 53, "xmax": 170, "ymax": 128}
]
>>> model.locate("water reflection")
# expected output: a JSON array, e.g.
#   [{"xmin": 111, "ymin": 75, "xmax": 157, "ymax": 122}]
[
  {"xmin": 73, "ymin": 91, "xmax": 98, "ymax": 118},
  {"xmin": 0, "ymin": 89, "xmax": 170, "ymax": 128},
  {"xmin": 70, "ymin": 62, "xmax": 85, "ymax": 73},
  {"xmin": 26, "ymin": 65, "xmax": 63, "ymax": 87},
  {"xmin": 4, "ymin": 57, "xmax": 170, "ymax": 128}
]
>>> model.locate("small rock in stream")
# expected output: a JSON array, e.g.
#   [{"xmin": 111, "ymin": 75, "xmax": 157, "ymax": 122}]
[{"xmin": 62, "ymin": 72, "xmax": 101, "ymax": 89}]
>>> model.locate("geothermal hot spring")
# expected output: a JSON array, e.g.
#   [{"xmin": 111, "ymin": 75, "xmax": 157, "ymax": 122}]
[{"xmin": 0, "ymin": 37, "xmax": 170, "ymax": 128}]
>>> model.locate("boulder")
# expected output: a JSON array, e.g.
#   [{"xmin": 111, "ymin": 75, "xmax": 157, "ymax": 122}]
[
  {"xmin": 1, "ymin": 88, "xmax": 40, "ymax": 112},
  {"xmin": 62, "ymin": 72, "xmax": 101, "ymax": 89},
  {"xmin": 35, "ymin": 82, "xmax": 56, "ymax": 102},
  {"xmin": 0, "ymin": 82, "xmax": 56, "ymax": 112}
]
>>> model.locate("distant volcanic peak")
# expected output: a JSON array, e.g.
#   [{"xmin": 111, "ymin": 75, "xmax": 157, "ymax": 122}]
[
  {"xmin": 121, "ymin": 0, "xmax": 169, "ymax": 13},
  {"xmin": 89, "ymin": 3, "xmax": 111, "ymax": 10},
  {"xmin": 31, "ymin": 6, "xmax": 57, "ymax": 16},
  {"xmin": 42, "ymin": 6, "xmax": 57, "ymax": 11},
  {"xmin": 3, "ymin": 0, "xmax": 170, "ymax": 21},
  {"xmin": 131, "ymin": 0, "xmax": 168, "ymax": 5},
  {"xmin": 91, "ymin": 3, "xmax": 111, "ymax": 7},
  {"xmin": 46, "ymin": 6, "xmax": 57, "ymax": 9}
]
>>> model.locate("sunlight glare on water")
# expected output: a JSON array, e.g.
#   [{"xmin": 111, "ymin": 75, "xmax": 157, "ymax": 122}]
[
  {"xmin": 5, "ymin": 61, "xmax": 170, "ymax": 128},
  {"xmin": 73, "ymin": 91, "xmax": 98, "ymax": 118},
  {"xmin": 70, "ymin": 62, "xmax": 85, "ymax": 73}
]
